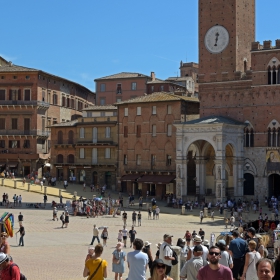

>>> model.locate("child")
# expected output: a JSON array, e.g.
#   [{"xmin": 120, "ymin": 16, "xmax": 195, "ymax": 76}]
[{"xmin": 117, "ymin": 230, "xmax": 123, "ymax": 242}]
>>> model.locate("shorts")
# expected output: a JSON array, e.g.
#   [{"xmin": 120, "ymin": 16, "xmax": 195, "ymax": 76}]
[{"xmin": 123, "ymin": 236, "xmax": 127, "ymax": 240}]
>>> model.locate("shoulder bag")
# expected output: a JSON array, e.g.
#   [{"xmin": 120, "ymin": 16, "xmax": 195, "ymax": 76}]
[{"xmin": 88, "ymin": 259, "xmax": 103, "ymax": 280}]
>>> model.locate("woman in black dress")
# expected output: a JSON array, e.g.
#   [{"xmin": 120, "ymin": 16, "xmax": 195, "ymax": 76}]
[{"xmin": 65, "ymin": 212, "xmax": 69, "ymax": 228}]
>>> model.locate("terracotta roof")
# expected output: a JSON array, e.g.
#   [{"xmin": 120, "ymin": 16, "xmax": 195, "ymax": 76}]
[
  {"xmin": 83, "ymin": 105, "xmax": 117, "ymax": 111},
  {"xmin": 146, "ymin": 78, "xmax": 168, "ymax": 84},
  {"xmin": 166, "ymin": 76, "xmax": 193, "ymax": 81},
  {"xmin": 0, "ymin": 64, "xmax": 38, "ymax": 72},
  {"xmin": 94, "ymin": 72, "xmax": 151, "ymax": 81},
  {"xmin": 114, "ymin": 92, "xmax": 199, "ymax": 105}
]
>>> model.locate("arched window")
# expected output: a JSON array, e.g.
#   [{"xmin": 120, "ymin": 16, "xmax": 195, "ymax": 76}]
[
  {"xmin": 273, "ymin": 66, "xmax": 277, "ymax": 84},
  {"xmin": 268, "ymin": 128, "xmax": 272, "ymax": 147},
  {"xmin": 58, "ymin": 131, "xmax": 63, "ymax": 144},
  {"xmin": 268, "ymin": 66, "xmax": 272, "ymax": 85},
  {"xmin": 67, "ymin": 154, "xmax": 74, "ymax": 163},
  {"xmin": 57, "ymin": 154, "xmax": 63, "ymax": 163},
  {"xmin": 68, "ymin": 130, "xmax": 74, "ymax": 144},
  {"xmin": 244, "ymin": 122, "xmax": 254, "ymax": 147},
  {"xmin": 272, "ymin": 128, "xmax": 277, "ymax": 147}
]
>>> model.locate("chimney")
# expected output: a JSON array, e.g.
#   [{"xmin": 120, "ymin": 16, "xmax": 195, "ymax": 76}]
[{"xmin": 151, "ymin": 72, "xmax": 155, "ymax": 81}]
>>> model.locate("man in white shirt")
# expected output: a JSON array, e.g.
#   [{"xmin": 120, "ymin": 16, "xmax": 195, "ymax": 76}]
[
  {"xmin": 187, "ymin": 235, "xmax": 209, "ymax": 263},
  {"xmin": 159, "ymin": 234, "xmax": 175, "ymax": 275},
  {"xmin": 90, "ymin": 224, "xmax": 100, "ymax": 245},
  {"xmin": 155, "ymin": 206, "xmax": 160, "ymax": 219}
]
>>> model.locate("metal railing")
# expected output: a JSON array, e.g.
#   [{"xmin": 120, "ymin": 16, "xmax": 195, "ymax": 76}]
[
  {"xmin": 0, "ymin": 130, "xmax": 50, "ymax": 137},
  {"xmin": 0, "ymin": 100, "xmax": 50, "ymax": 107}
]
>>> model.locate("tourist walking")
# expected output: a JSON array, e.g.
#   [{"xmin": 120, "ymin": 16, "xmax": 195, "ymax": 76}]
[
  {"xmin": 241, "ymin": 240, "xmax": 261, "ymax": 280},
  {"xmin": 65, "ymin": 212, "xmax": 69, "ymax": 228},
  {"xmin": 112, "ymin": 242, "xmax": 126, "ymax": 280},
  {"xmin": 17, "ymin": 224, "xmax": 25, "ymax": 246},
  {"xmin": 101, "ymin": 227, "xmax": 108, "ymax": 247},
  {"xmin": 257, "ymin": 259, "xmax": 275, "ymax": 280},
  {"xmin": 180, "ymin": 245, "xmax": 205, "ymax": 280},
  {"xmin": 129, "ymin": 226, "xmax": 137, "ymax": 248},
  {"xmin": 90, "ymin": 225, "xmax": 100, "ymax": 245},
  {"xmin": 122, "ymin": 226, "xmax": 128, "ymax": 248},
  {"xmin": 197, "ymin": 246, "xmax": 233, "ymax": 280},
  {"xmin": 228, "ymin": 230, "xmax": 247, "ymax": 280},
  {"xmin": 132, "ymin": 211, "xmax": 137, "ymax": 226},
  {"xmin": 187, "ymin": 235, "xmax": 209, "ymax": 263},
  {"xmin": 127, "ymin": 238, "xmax": 148, "ymax": 280},
  {"xmin": 138, "ymin": 211, "xmax": 142, "ymax": 226},
  {"xmin": 200, "ymin": 211, "xmax": 204, "ymax": 223},
  {"xmin": 60, "ymin": 212, "xmax": 65, "ymax": 228},
  {"xmin": 18, "ymin": 212, "xmax": 23, "ymax": 227},
  {"xmin": 176, "ymin": 238, "xmax": 189, "ymax": 270},
  {"xmin": 217, "ymin": 240, "xmax": 233, "ymax": 268},
  {"xmin": 83, "ymin": 244, "xmax": 108, "ymax": 279},
  {"xmin": 53, "ymin": 207, "xmax": 58, "ymax": 221},
  {"xmin": 142, "ymin": 241, "xmax": 153, "ymax": 274},
  {"xmin": 159, "ymin": 234, "xmax": 176, "ymax": 275},
  {"xmin": 122, "ymin": 211, "xmax": 127, "ymax": 226}
]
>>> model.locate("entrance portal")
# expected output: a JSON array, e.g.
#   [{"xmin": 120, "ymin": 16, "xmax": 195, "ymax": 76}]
[{"xmin": 269, "ymin": 174, "xmax": 280, "ymax": 198}]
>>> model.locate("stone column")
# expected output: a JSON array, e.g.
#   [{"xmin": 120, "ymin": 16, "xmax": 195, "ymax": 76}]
[
  {"xmin": 170, "ymin": 246, "xmax": 182, "ymax": 280},
  {"xmin": 214, "ymin": 158, "xmax": 226, "ymax": 201},
  {"xmin": 14, "ymin": 180, "xmax": 17, "ymax": 189}
]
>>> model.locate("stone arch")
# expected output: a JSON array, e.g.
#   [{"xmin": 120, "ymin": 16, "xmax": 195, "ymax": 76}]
[
  {"xmin": 243, "ymin": 158, "xmax": 257, "ymax": 176},
  {"xmin": 267, "ymin": 57, "xmax": 280, "ymax": 69}
]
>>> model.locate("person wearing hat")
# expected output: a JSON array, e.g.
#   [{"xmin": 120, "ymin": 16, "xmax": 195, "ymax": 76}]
[
  {"xmin": 159, "ymin": 234, "xmax": 175, "ymax": 275},
  {"xmin": 180, "ymin": 245, "xmax": 205, "ymax": 280},
  {"xmin": 187, "ymin": 235, "xmax": 209, "ymax": 263},
  {"xmin": 216, "ymin": 239, "xmax": 233, "ymax": 269},
  {"xmin": 0, "ymin": 232, "xmax": 10, "ymax": 255},
  {"xmin": 155, "ymin": 243, "xmax": 162, "ymax": 260},
  {"xmin": 143, "ymin": 241, "xmax": 154, "ymax": 274},
  {"xmin": 112, "ymin": 242, "xmax": 126, "ymax": 280},
  {"xmin": 203, "ymin": 240, "xmax": 209, "ymax": 250},
  {"xmin": 0, "ymin": 252, "xmax": 21, "ymax": 279},
  {"xmin": 148, "ymin": 259, "xmax": 174, "ymax": 280}
]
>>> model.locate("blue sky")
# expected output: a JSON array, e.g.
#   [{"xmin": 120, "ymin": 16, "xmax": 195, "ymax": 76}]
[{"xmin": 0, "ymin": 0, "xmax": 279, "ymax": 91}]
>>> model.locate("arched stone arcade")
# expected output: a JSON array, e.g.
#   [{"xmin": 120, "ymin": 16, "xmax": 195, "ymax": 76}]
[{"xmin": 174, "ymin": 116, "xmax": 245, "ymax": 201}]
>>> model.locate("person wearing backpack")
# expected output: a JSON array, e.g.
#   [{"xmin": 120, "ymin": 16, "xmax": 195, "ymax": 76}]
[
  {"xmin": 159, "ymin": 234, "xmax": 176, "ymax": 276},
  {"xmin": 0, "ymin": 252, "xmax": 26, "ymax": 279}
]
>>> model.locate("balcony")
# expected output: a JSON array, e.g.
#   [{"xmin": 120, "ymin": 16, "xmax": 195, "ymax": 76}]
[
  {"xmin": 76, "ymin": 140, "xmax": 117, "ymax": 147},
  {"xmin": 53, "ymin": 160, "xmax": 117, "ymax": 167},
  {"xmin": 0, "ymin": 100, "xmax": 50, "ymax": 110},
  {"xmin": 0, "ymin": 130, "xmax": 50, "ymax": 138}
]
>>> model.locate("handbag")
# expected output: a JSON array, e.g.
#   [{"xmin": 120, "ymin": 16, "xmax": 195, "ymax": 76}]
[{"xmin": 88, "ymin": 259, "xmax": 103, "ymax": 280}]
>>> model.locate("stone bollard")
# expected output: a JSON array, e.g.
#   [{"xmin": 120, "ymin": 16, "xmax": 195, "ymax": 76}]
[
  {"xmin": 14, "ymin": 180, "xmax": 17, "ymax": 189},
  {"xmin": 170, "ymin": 246, "xmax": 182, "ymax": 280},
  {"xmin": 181, "ymin": 205, "xmax": 185, "ymax": 215},
  {"xmin": 27, "ymin": 183, "xmax": 30, "ymax": 192},
  {"xmin": 1, "ymin": 178, "xmax": 4, "ymax": 186},
  {"xmin": 44, "ymin": 186, "xmax": 47, "ymax": 195},
  {"xmin": 59, "ymin": 189, "xmax": 62, "ymax": 197}
]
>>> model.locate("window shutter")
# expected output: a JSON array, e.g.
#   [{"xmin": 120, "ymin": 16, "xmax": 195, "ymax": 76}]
[
  {"xmin": 92, "ymin": 148, "xmax": 98, "ymax": 164},
  {"xmin": 93, "ymin": 127, "xmax": 98, "ymax": 143},
  {"xmin": 18, "ymin": 89, "xmax": 21, "ymax": 100},
  {"xmin": 9, "ymin": 90, "xmax": 12, "ymax": 100}
]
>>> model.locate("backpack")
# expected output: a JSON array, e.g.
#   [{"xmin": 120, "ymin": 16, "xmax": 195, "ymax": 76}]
[
  {"xmin": 164, "ymin": 244, "xmax": 178, "ymax": 265},
  {"xmin": 60, "ymin": 215, "xmax": 63, "ymax": 221},
  {"xmin": 10, "ymin": 263, "xmax": 27, "ymax": 280}
]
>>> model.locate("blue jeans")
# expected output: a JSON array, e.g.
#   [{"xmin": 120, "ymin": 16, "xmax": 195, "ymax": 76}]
[
  {"xmin": 90, "ymin": 236, "xmax": 100, "ymax": 245},
  {"xmin": 19, "ymin": 235, "xmax": 24, "ymax": 246}
]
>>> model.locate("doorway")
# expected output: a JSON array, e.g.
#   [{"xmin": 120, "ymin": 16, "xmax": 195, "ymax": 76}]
[
  {"xmin": 243, "ymin": 173, "xmax": 254, "ymax": 195},
  {"xmin": 268, "ymin": 174, "xmax": 280, "ymax": 198}
]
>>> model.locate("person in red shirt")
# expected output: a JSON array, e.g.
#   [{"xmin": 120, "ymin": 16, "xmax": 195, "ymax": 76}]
[{"xmin": 0, "ymin": 252, "xmax": 21, "ymax": 280}]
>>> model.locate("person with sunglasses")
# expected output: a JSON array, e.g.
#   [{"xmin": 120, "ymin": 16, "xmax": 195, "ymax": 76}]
[
  {"xmin": 197, "ymin": 246, "xmax": 233, "ymax": 280},
  {"xmin": 148, "ymin": 259, "xmax": 173, "ymax": 280},
  {"xmin": 0, "ymin": 232, "xmax": 10, "ymax": 255}
]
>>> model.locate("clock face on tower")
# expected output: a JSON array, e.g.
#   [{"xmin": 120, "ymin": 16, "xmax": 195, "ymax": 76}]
[{"xmin": 204, "ymin": 25, "xmax": 229, "ymax": 54}]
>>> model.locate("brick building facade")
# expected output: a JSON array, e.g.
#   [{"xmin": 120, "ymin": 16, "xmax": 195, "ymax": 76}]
[
  {"xmin": 50, "ymin": 106, "xmax": 118, "ymax": 189},
  {"xmin": 0, "ymin": 57, "xmax": 94, "ymax": 177},
  {"xmin": 116, "ymin": 92, "xmax": 199, "ymax": 199},
  {"xmin": 175, "ymin": 0, "xmax": 280, "ymax": 202}
]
